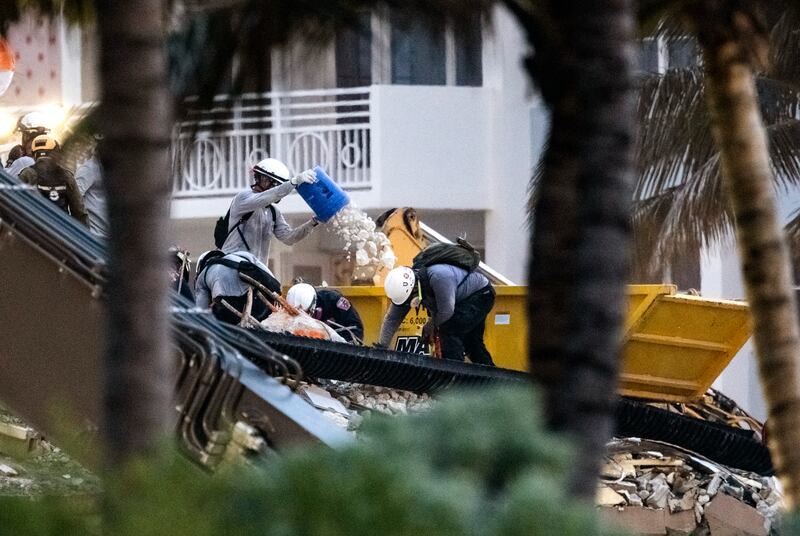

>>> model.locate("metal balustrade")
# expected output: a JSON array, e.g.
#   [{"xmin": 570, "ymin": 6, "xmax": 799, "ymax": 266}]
[
  {"xmin": 1, "ymin": 88, "xmax": 373, "ymax": 199},
  {"xmin": 171, "ymin": 87, "xmax": 373, "ymax": 198}
]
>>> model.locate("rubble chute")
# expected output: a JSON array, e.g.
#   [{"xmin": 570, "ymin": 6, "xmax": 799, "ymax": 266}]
[{"xmin": 0, "ymin": 39, "xmax": 15, "ymax": 97}]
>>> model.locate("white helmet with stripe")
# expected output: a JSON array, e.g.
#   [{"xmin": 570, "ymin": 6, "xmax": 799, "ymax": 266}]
[
  {"xmin": 384, "ymin": 266, "xmax": 416, "ymax": 305},
  {"xmin": 252, "ymin": 158, "xmax": 291, "ymax": 185}
]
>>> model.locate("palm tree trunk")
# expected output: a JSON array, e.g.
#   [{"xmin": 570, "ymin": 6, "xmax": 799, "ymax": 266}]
[
  {"xmin": 693, "ymin": 2, "xmax": 800, "ymax": 508},
  {"xmin": 512, "ymin": 0, "xmax": 637, "ymax": 499},
  {"xmin": 96, "ymin": 0, "xmax": 174, "ymax": 464}
]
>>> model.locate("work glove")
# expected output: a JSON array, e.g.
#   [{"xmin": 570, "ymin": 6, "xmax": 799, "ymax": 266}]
[
  {"xmin": 290, "ymin": 169, "xmax": 317, "ymax": 186},
  {"xmin": 421, "ymin": 320, "xmax": 435, "ymax": 343}
]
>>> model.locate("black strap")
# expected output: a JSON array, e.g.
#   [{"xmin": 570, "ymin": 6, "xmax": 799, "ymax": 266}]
[
  {"xmin": 228, "ymin": 212, "xmax": 253, "ymax": 251},
  {"xmin": 227, "ymin": 205, "xmax": 276, "ymax": 252},
  {"xmin": 205, "ymin": 257, "xmax": 245, "ymax": 271},
  {"xmin": 203, "ymin": 256, "xmax": 281, "ymax": 294},
  {"xmin": 201, "ymin": 257, "xmax": 242, "ymax": 291}
]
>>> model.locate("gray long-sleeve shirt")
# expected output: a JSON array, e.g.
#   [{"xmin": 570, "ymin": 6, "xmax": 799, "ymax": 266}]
[
  {"xmin": 6, "ymin": 156, "xmax": 34, "ymax": 177},
  {"xmin": 221, "ymin": 183, "xmax": 316, "ymax": 265},
  {"xmin": 75, "ymin": 157, "xmax": 109, "ymax": 238},
  {"xmin": 195, "ymin": 251, "xmax": 274, "ymax": 309},
  {"xmin": 378, "ymin": 264, "xmax": 490, "ymax": 347}
]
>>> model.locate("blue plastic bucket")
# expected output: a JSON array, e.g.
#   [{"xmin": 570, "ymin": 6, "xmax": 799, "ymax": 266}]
[{"xmin": 296, "ymin": 166, "xmax": 350, "ymax": 222}]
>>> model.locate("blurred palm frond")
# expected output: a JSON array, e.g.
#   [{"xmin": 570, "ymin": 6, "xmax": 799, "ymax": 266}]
[{"xmin": 630, "ymin": 1, "xmax": 800, "ymax": 276}]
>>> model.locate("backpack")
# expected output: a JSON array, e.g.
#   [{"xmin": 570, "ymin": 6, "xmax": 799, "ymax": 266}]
[
  {"xmin": 411, "ymin": 238, "xmax": 481, "ymax": 312},
  {"xmin": 213, "ymin": 205, "xmax": 276, "ymax": 250},
  {"xmin": 411, "ymin": 237, "xmax": 481, "ymax": 273},
  {"xmin": 204, "ymin": 256, "xmax": 282, "ymax": 295},
  {"xmin": 25, "ymin": 157, "xmax": 72, "ymax": 214}
]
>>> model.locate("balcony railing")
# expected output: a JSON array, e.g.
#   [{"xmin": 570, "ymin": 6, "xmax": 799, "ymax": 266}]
[{"xmin": 171, "ymin": 87, "xmax": 372, "ymax": 198}]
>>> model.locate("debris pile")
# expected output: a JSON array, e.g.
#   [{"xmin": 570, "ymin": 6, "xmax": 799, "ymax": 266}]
[
  {"xmin": 598, "ymin": 438, "xmax": 780, "ymax": 535},
  {"xmin": 296, "ymin": 381, "xmax": 434, "ymax": 431},
  {"xmin": 328, "ymin": 205, "xmax": 396, "ymax": 282},
  {"xmin": 654, "ymin": 389, "xmax": 764, "ymax": 442},
  {"xmin": 0, "ymin": 408, "xmax": 98, "ymax": 498}
]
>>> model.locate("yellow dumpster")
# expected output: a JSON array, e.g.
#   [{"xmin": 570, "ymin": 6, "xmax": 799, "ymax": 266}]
[{"xmin": 335, "ymin": 284, "xmax": 751, "ymax": 403}]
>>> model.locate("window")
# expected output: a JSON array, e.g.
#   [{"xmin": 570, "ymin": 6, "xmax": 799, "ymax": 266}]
[
  {"xmin": 455, "ymin": 13, "xmax": 483, "ymax": 86},
  {"xmin": 336, "ymin": 12, "xmax": 372, "ymax": 87},
  {"xmin": 639, "ymin": 38, "xmax": 660, "ymax": 73},
  {"xmin": 668, "ymin": 37, "xmax": 698, "ymax": 69},
  {"xmin": 638, "ymin": 36, "xmax": 699, "ymax": 74},
  {"xmin": 334, "ymin": 10, "xmax": 484, "ymax": 88},
  {"xmin": 391, "ymin": 9, "xmax": 446, "ymax": 85}
]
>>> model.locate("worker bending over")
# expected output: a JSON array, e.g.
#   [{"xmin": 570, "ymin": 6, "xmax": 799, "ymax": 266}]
[
  {"xmin": 195, "ymin": 250, "xmax": 279, "ymax": 325},
  {"xmin": 378, "ymin": 263, "xmax": 495, "ymax": 366},
  {"xmin": 286, "ymin": 283, "xmax": 364, "ymax": 344}
]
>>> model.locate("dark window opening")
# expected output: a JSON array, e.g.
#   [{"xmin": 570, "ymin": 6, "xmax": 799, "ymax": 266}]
[
  {"xmin": 336, "ymin": 12, "xmax": 373, "ymax": 88},
  {"xmin": 455, "ymin": 13, "xmax": 483, "ymax": 86},
  {"xmin": 639, "ymin": 38, "xmax": 660, "ymax": 73},
  {"xmin": 391, "ymin": 9, "xmax": 446, "ymax": 85},
  {"xmin": 668, "ymin": 37, "xmax": 699, "ymax": 69}
]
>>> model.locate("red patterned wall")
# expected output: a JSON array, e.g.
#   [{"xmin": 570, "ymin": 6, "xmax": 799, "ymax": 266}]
[{"xmin": 0, "ymin": 14, "xmax": 62, "ymax": 106}]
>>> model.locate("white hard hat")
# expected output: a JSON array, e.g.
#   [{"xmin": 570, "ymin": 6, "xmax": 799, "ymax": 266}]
[
  {"xmin": 17, "ymin": 111, "xmax": 50, "ymax": 132},
  {"xmin": 287, "ymin": 283, "xmax": 317, "ymax": 313},
  {"xmin": 253, "ymin": 158, "xmax": 291, "ymax": 184},
  {"xmin": 384, "ymin": 266, "xmax": 416, "ymax": 305}
]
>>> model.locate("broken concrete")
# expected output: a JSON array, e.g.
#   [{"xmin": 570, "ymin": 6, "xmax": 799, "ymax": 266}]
[
  {"xmin": 597, "ymin": 438, "xmax": 780, "ymax": 535},
  {"xmin": 665, "ymin": 509, "xmax": 697, "ymax": 536},
  {"xmin": 599, "ymin": 506, "xmax": 666, "ymax": 535},
  {"xmin": 704, "ymin": 493, "xmax": 768, "ymax": 536}
]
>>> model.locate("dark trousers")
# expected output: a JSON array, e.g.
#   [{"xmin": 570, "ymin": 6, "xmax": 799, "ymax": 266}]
[
  {"xmin": 211, "ymin": 294, "xmax": 268, "ymax": 325},
  {"xmin": 439, "ymin": 286, "xmax": 495, "ymax": 366}
]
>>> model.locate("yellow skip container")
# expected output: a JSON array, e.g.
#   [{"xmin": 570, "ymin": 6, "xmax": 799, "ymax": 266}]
[{"xmin": 335, "ymin": 284, "xmax": 751, "ymax": 403}]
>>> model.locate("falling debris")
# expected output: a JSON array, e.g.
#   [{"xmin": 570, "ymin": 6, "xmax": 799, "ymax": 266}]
[{"xmin": 328, "ymin": 205, "xmax": 396, "ymax": 283}]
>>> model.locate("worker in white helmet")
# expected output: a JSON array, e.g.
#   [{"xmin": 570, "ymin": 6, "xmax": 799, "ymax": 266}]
[
  {"xmin": 219, "ymin": 158, "xmax": 319, "ymax": 266},
  {"xmin": 377, "ymin": 263, "xmax": 495, "ymax": 366},
  {"xmin": 15, "ymin": 111, "xmax": 50, "ymax": 157},
  {"xmin": 286, "ymin": 282, "xmax": 364, "ymax": 344}
]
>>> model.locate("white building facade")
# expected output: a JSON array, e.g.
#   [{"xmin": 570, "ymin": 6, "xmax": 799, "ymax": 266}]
[{"xmin": 168, "ymin": 6, "xmax": 540, "ymax": 285}]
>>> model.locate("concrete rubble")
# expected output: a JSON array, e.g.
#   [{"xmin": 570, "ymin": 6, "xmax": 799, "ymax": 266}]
[
  {"xmin": 295, "ymin": 380, "xmax": 434, "ymax": 431},
  {"xmin": 285, "ymin": 382, "xmax": 783, "ymax": 536},
  {"xmin": 597, "ymin": 438, "xmax": 780, "ymax": 535}
]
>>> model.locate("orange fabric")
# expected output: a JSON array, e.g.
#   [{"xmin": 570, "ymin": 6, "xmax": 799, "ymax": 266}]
[
  {"xmin": 0, "ymin": 39, "xmax": 15, "ymax": 71},
  {"xmin": 292, "ymin": 328, "xmax": 328, "ymax": 339}
]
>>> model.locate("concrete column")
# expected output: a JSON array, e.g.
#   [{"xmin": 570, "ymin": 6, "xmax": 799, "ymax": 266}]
[
  {"xmin": 482, "ymin": 6, "xmax": 537, "ymax": 284},
  {"xmin": 706, "ymin": 239, "xmax": 766, "ymax": 420}
]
